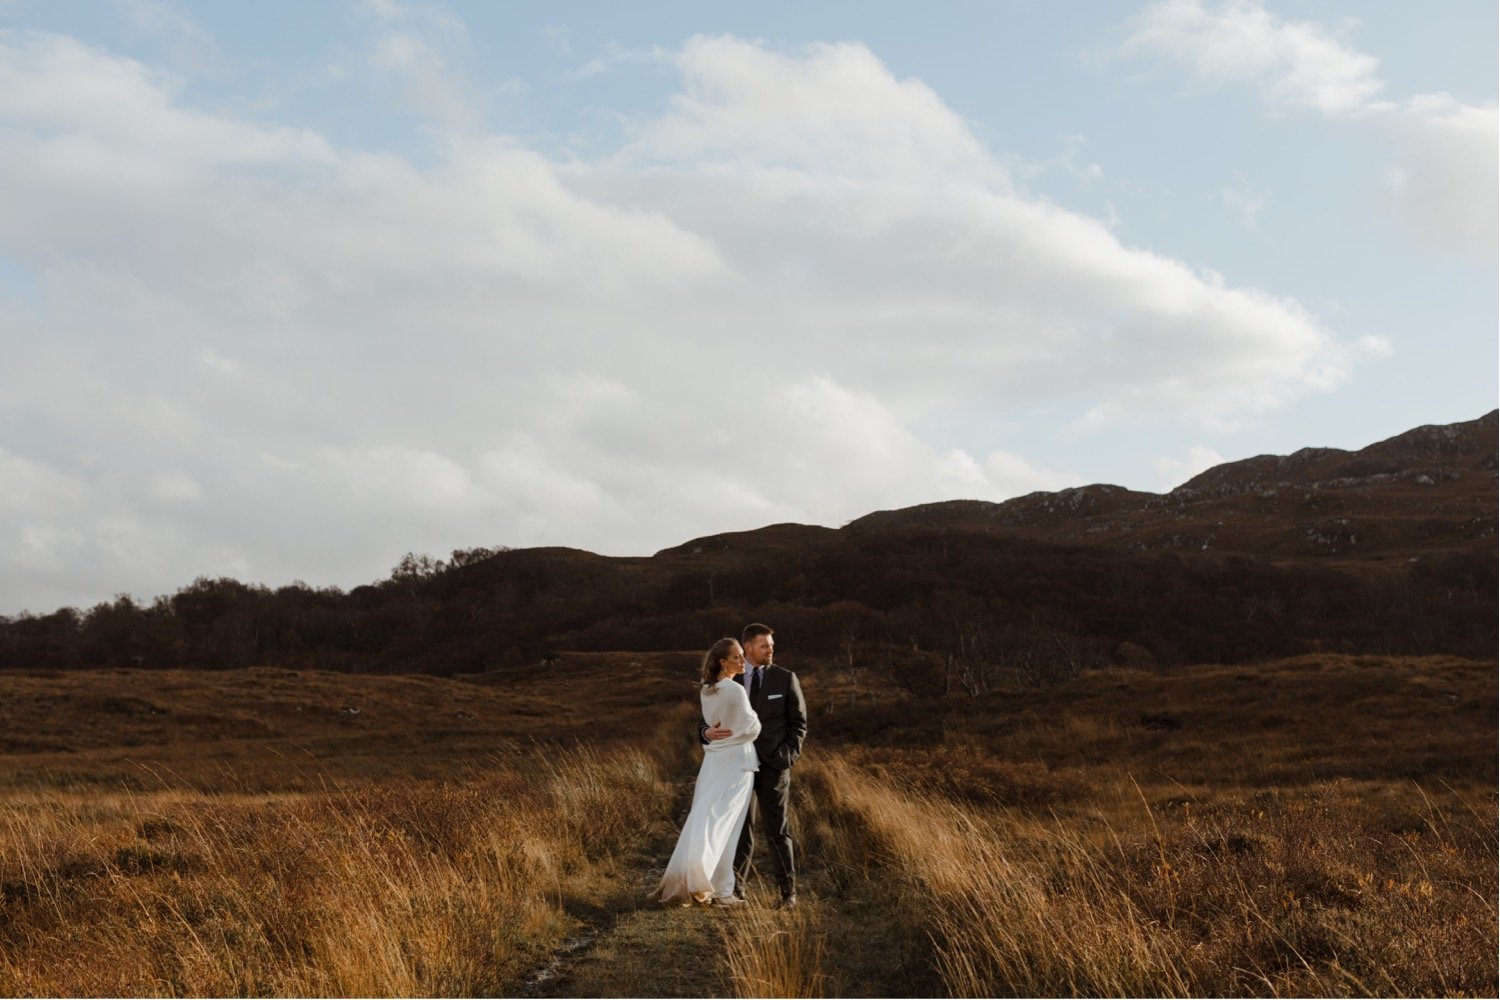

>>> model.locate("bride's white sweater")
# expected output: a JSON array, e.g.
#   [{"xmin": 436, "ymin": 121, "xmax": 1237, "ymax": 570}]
[{"xmin": 700, "ymin": 680, "xmax": 761, "ymax": 772}]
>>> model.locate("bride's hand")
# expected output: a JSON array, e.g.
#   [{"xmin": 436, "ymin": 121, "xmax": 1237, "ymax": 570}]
[{"xmin": 705, "ymin": 722, "xmax": 733, "ymax": 741}]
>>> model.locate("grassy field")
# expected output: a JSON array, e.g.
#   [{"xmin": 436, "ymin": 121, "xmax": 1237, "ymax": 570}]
[{"xmin": 0, "ymin": 652, "xmax": 1493, "ymax": 996}]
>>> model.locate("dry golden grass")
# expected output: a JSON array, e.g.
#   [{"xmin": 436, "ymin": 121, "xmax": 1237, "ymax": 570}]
[
  {"xmin": 797, "ymin": 752, "xmax": 1496, "ymax": 997},
  {"xmin": 0, "ymin": 651, "xmax": 1492, "ymax": 997},
  {"xmin": 0, "ymin": 743, "xmax": 681, "ymax": 996},
  {"xmin": 720, "ymin": 900, "xmax": 829, "ymax": 999},
  {"xmin": 0, "ymin": 653, "xmax": 706, "ymax": 997},
  {"xmin": 791, "ymin": 653, "xmax": 1497, "ymax": 996}
]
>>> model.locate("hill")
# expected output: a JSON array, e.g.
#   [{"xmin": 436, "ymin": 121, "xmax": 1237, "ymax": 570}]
[
  {"xmin": 846, "ymin": 409, "xmax": 1497, "ymax": 563},
  {"xmin": 0, "ymin": 411, "xmax": 1494, "ymax": 677}
]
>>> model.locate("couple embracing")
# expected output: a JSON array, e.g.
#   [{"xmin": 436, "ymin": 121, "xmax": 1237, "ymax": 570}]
[{"xmin": 657, "ymin": 623, "xmax": 808, "ymax": 909}]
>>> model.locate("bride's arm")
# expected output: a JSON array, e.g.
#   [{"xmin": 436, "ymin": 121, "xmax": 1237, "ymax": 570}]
[{"xmin": 732, "ymin": 683, "xmax": 761, "ymax": 742}]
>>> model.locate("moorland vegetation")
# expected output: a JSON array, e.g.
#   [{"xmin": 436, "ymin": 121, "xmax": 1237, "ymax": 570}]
[
  {"xmin": 0, "ymin": 652, "xmax": 1492, "ymax": 996},
  {"xmin": 0, "ymin": 411, "xmax": 1494, "ymax": 995}
]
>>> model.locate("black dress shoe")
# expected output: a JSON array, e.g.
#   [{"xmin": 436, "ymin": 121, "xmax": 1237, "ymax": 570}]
[{"xmin": 776, "ymin": 893, "xmax": 797, "ymax": 910}]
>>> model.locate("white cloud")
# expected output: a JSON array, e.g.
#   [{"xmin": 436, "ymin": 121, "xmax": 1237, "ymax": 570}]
[
  {"xmin": 1121, "ymin": 0, "xmax": 1497, "ymax": 260},
  {"xmin": 0, "ymin": 28, "xmax": 1376, "ymax": 611},
  {"xmin": 145, "ymin": 470, "xmax": 205, "ymax": 504},
  {"xmin": 1380, "ymin": 94, "xmax": 1498, "ymax": 260},
  {"xmin": 116, "ymin": 0, "xmax": 223, "ymax": 78},
  {"xmin": 1220, "ymin": 172, "xmax": 1271, "ymax": 228},
  {"xmin": 1121, "ymin": 0, "xmax": 1384, "ymax": 115},
  {"xmin": 0, "ymin": 449, "xmax": 247, "ymax": 609},
  {"xmin": 636, "ymin": 36, "xmax": 1003, "ymax": 187},
  {"xmin": 980, "ymin": 449, "xmax": 1080, "ymax": 495},
  {"xmin": 359, "ymin": 0, "xmax": 482, "ymax": 132},
  {"xmin": 319, "ymin": 446, "xmax": 487, "ymax": 511},
  {"xmin": 1153, "ymin": 444, "xmax": 1226, "ymax": 489},
  {"xmin": 0, "ymin": 30, "xmax": 334, "ymax": 181},
  {"xmin": 542, "ymin": 25, "xmax": 572, "ymax": 58},
  {"xmin": 0, "ymin": 448, "xmax": 92, "ymax": 515},
  {"xmin": 1010, "ymin": 133, "xmax": 1105, "ymax": 189}
]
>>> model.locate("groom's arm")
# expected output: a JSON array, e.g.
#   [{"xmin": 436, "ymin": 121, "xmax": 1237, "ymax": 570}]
[
  {"xmin": 784, "ymin": 673, "xmax": 807, "ymax": 759},
  {"xmin": 700, "ymin": 720, "xmax": 733, "ymax": 743},
  {"xmin": 768, "ymin": 673, "xmax": 807, "ymax": 768}
]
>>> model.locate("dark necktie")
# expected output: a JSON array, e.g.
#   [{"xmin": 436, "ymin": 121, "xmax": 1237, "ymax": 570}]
[{"xmin": 750, "ymin": 666, "xmax": 762, "ymax": 702}]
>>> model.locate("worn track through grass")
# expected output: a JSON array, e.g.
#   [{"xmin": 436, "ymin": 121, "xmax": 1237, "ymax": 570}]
[
  {"xmin": 519, "ymin": 774, "xmax": 730, "ymax": 998},
  {"xmin": 519, "ymin": 758, "xmax": 942, "ymax": 999}
]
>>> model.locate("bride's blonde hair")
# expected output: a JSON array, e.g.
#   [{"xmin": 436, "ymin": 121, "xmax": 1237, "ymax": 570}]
[{"xmin": 700, "ymin": 637, "xmax": 741, "ymax": 689}]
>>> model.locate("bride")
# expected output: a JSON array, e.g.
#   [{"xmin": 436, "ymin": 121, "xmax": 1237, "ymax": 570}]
[{"xmin": 657, "ymin": 637, "xmax": 760, "ymax": 906}]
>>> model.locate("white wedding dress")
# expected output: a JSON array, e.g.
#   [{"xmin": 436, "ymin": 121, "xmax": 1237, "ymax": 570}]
[{"xmin": 657, "ymin": 678, "xmax": 761, "ymax": 904}]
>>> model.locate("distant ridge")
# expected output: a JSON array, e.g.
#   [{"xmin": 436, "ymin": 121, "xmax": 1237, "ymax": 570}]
[
  {"xmin": 656, "ymin": 522, "xmax": 839, "ymax": 559},
  {"xmin": 2, "ymin": 410, "xmax": 1494, "ymax": 674},
  {"xmin": 842, "ymin": 410, "xmax": 1497, "ymax": 562},
  {"xmin": 1178, "ymin": 410, "xmax": 1498, "ymax": 494}
]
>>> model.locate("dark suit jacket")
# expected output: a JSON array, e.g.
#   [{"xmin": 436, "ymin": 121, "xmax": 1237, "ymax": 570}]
[
  {"xmin": 742, "ymin": 665, "xmax": 808, "ymax": 770},
  {"xmin": 701, "ymin": 665, "xmax": 808, "ymax": 770}
]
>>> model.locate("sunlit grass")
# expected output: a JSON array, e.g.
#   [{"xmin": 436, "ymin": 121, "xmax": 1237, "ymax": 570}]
[
  {"xmin": 0, "ymin": 744, "xmax": 677, "ymax": 996},
  {"xmin": 800, "ymin": 754, "xmax": 1497, "ymax": 997},
  {"xmin": 0, "ymin": 653, "xmax": 1492, "ymax": 997},
  {"xmin": 721, "ymin": 900, "xmax": 829, "ymax": 999}
]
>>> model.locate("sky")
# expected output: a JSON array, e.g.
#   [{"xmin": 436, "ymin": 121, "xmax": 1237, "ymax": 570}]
[{"xmin": 0, "ymin": 0, "xmax": 1495, "ymax": 615}]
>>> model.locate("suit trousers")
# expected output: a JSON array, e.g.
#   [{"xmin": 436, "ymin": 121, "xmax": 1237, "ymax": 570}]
[{"xmin": 734, "ymin": 763, "xmax": 794, "ymax": 894}]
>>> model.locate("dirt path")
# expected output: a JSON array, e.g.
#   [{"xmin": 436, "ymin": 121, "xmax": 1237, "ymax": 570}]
[
  {"xmin": 517, "ymin": 769, "xmax": 938, "ymax": 998},
  {"xmin": 522, "ymin": 876, "xmax": 732, "ymax": 996},
  {"xmin": 520, "ymin": 780, "xmax": 734, "ymax": 998}
]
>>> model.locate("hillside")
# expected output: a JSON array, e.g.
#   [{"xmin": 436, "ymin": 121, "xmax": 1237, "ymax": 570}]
[
  {"xmin": 0, "ymin": 411, "xmax": 1494, "ymax": 676},
  {"xmin": 846, "ymin": 409, "xmax": 1497, "ymax": 563}
]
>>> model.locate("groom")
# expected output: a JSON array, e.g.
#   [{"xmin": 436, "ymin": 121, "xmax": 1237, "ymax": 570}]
[{"xmin": 703, "ymin": 622, "xmax": 807, "ymax": 908}]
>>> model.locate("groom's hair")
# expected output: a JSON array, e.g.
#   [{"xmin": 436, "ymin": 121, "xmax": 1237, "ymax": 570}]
[{"xmin": 741, "ymin": 623, "xmax": 774, "ymax": 644}]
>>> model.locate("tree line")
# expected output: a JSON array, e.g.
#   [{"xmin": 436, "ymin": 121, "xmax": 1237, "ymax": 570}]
[{"xmin": 1, "ymin": 529, "xmax": 1493, "ymax": 687}]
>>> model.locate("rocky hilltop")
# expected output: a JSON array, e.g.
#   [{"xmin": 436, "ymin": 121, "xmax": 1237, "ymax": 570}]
[{"xmin": 845, "ymin": 410, "xmax": 1497, "ymax": 563}]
